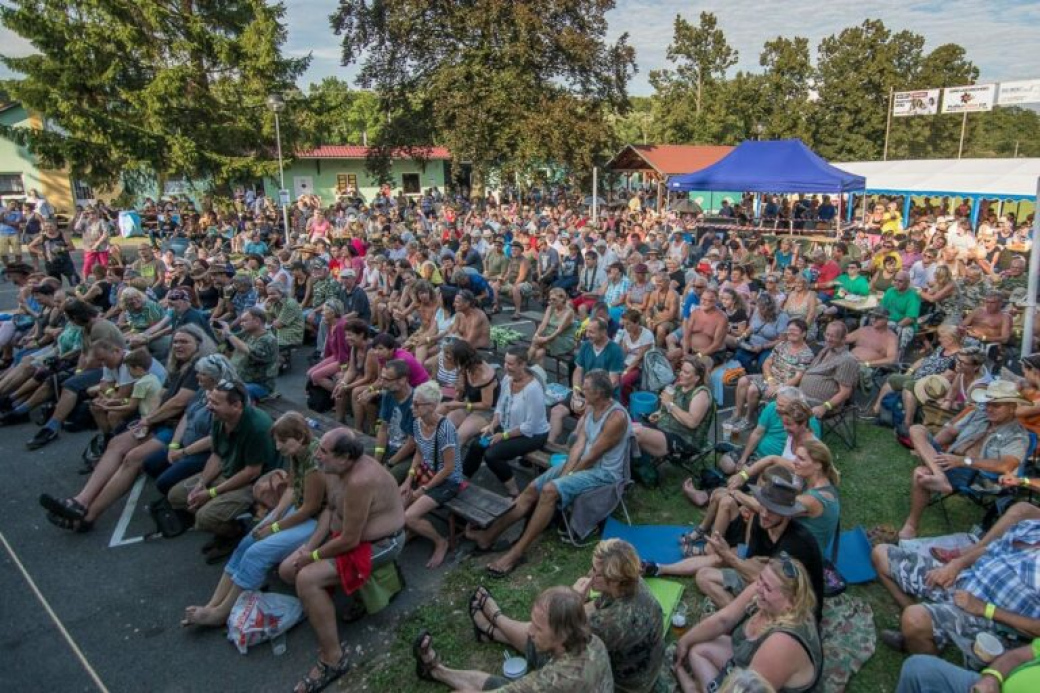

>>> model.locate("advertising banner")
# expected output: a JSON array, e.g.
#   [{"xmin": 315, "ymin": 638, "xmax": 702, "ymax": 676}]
[
  {"xmin": 997, "ymin": 79, "xmax": 1040, "ymax": 106},
  {"xmin": 893, "ymin": 89, "xmax": 941, "ymax": 116},
  {"xmin": 941, "ymin": 84, "xmax": 997, "ymax": 113}
]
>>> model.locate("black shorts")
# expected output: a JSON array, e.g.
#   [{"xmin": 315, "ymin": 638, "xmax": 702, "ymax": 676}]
[
  {"xmin": 422, "ymin": 480, "xmax": 461, "ymax": 507},
  {"xmin": 663, "ymin": 431, "xmax": 692, "ymax": 455}
]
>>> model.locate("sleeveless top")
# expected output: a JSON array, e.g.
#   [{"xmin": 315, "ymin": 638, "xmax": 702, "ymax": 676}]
[
  {"xmin": 720, "ymin": 612, "xmax": 822, "ymax": 693},
  {"xmin": 545, "ymin": 308, "xmax": 576, "ymax": 354},
  {"xmin": 800, "ymin": 484, "xmax": 841, "ymax": 555},
  {"xmin": 436, "ymin": 350, "xmax": 459, "ymax": 389},
  {"xmin": 657, "ymin": 385, "xmax": 713, "ymax": 450},
  {"xmin": 581, "ymin": 401, "xmax": 631, "ymax": 481},
  {"xmin": 462, "ymin": 367, "xmax": 500, "ymax": 406}
]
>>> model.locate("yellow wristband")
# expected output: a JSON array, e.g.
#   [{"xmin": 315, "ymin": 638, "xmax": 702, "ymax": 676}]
[
  {"xmin": 311, "ymin": 549, "xmax": 321, "ymax": 561},
  {"xmin": 271, "ymin": 522, "xmax": 281, "ymax": 534},
  {"xmin": 985, "ymin": 602, "xmax": 996, "ymax": 620},
  {"xmin": 374, "ymin": 446, "xmax": 386, "ymax": 454},
  {"xmin": 466, "ymin": 402, "xmax": 473, "ymax": 412},
  {"xmin": 104, "ymin": 388, "xmax": 116, "ymax": 395},
  {"xmin": 208, "ymin": 487, "xmax": 218, "ymax": 498},
  {"xmin": 1022, "ymin": 477, "xmax": 1032, "ymax": 488},
  {"xmin": 824, "ymin": 401, "xmax": 833, "ymax": 411},
  {"xmin": 573, "ymin": 386, "xmax": 583, "ymax": 394},
  {"xmin": 503, "ymin": 431, "xmax": 510, "ymax": 440},
  {"xmin": 168, "ymin": 443, "xmax": 182, "ymax": 450},
  {"xmin": 739, "ymin": 470, "xmax": 750, "ymax": 481},
  {"xmin": 408, "ymin": 468, "xmax": 416, "ymax": 477},
  {"xmin": 980, "ymin": 668, "xmax": 1004, "ymax": 685}
]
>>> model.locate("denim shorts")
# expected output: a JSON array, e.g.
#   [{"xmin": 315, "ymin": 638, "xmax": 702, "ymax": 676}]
[{"xmin": 532, "ymin": 464, "xmax": 618, "ymax": 509}]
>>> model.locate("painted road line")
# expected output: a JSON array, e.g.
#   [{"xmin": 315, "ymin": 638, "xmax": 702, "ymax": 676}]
[
  {"xmin": 108, "ymin": 476, "xmax": 150, "ymax": 548},
  {"xmin": 0, "ymin": 529, "xmax": 111, "ymax": 693}
]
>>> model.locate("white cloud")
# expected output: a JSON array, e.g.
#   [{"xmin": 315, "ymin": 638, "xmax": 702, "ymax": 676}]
[{"xmin": 3, "ymin": 0, "xmax": 1037, "ymax": 97}]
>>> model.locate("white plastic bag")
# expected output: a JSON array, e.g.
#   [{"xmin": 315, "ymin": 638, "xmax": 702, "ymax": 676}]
[{"xmin": 226, "ymin": 591, "xmax": 304, "ymax": 655}]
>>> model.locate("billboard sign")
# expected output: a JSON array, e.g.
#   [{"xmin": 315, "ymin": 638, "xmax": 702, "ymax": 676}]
[{"xmin": 941, "ymin": 84, "xmax": 997, "ymax": 113}]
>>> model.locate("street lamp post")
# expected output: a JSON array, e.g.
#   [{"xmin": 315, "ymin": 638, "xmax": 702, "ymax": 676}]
[{"xmin": 266, "ymin": 93, "xmax": 290, "ymax": 246}]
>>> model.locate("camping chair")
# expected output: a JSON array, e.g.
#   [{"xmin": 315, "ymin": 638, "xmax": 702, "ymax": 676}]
[
  {"xmin": 821, "ymin": 398, "xmax": 858, "ymax": 450},
  {"xmin": 931, "ymin": 432, "xmax": 1038, "ymax": 528},
  {"xmin": 558, "ymin": 433, "xmax": 635, "ymax": 547},
  {"xmin": 653, "ymin": 397, "xmax": 727, "ymax": 474}
]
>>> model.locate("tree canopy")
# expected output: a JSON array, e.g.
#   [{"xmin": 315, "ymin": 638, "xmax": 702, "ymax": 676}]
[{"xmin": 0, "ymin": 0, "xmax": 308, "ymax": 188}]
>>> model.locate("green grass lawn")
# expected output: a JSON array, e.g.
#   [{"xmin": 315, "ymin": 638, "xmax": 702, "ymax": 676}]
[{"xmin": 342, "ymin": 424, "xmax": 985, "ymax": 692}]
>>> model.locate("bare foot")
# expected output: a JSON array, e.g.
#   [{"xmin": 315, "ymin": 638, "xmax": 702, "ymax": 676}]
[
  {"xmin": 464, "ymin": 525, "xmax": 493, "ymax": 551},
  {"xmin": 426, "ymin": 539, "xmax": 449, "ymax": 569},
  {"xmin": 181, "ymin": 605, "xmax": 225, "ymax": 628},
  {"xmin": 897, "ymin": 524, "xmax": 917, "ymax": 541},
  {"xmin": 682, "ymin": 478, "xmax": 709, "ymax": 507},
  {"xmin": 487, "ymin": 554, "xmax": 521, "ymax": 576}
]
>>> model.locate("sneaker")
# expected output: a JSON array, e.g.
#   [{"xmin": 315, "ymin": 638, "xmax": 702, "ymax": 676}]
[
  {"xmin": 0, "ymin": 410, "xmax": 29, "ymax": 426},
  {"xmin": 26, "ymin": 426, "xmax": 59, "ymax": 450},
  {"xmin": 640, "ymin": 561, "xmax": 660, "ymax": 577}
]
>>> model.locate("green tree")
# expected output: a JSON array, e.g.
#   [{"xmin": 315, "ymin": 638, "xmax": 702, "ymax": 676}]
[
  {"xmin": 0, "ymin": 0, "xmax": 308, "ymax": 188},
  {"xmin": 649, "ymin": 11, "xmax": 738, "ymax": 143},
  {"xmin": 330, "ymin": 0, "xmax": 635, "ymax": 193},
  {"xmin": 757, "ymin": 36, "xmax": 814, "ymax": 143},
  {"xmin": 969, "ymin": 106, "xmax": 1040, "ymax": 158},
  {"xmin": 294, "ymin": 77, "xmax": 384, "ymax": 148}
]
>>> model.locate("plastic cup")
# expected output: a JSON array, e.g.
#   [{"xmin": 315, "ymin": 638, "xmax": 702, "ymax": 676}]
[
  {"xmin": 502, "ymin": 656, "xmax": 528, "ymax": 679},
  {"xmin": 671, "ymin": 613, "xmax": 688, "ymax": 637},
  {"xmin": 973, "ymin": 632, "xmax": 1004, "ymax": 664}
]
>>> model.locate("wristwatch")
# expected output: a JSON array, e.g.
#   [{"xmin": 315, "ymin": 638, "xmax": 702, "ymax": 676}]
[{"xmin": 964, "ymin": 457, "xmax": 974, "ymax": 467}]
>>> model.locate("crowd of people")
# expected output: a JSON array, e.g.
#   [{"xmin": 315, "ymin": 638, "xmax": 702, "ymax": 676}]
[{"xmin": 1, "ymin": 185, "xmax": 1039, "ymax": 693}]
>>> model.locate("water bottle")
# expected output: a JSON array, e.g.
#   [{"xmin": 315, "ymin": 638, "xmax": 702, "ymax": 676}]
[
  {"xmin": 271, "ymin": 632, "xmax": 287, "ymax": 656},
  {"xmin": 305, "ymin": 417, "xmax": 321, "ymax": 430}
]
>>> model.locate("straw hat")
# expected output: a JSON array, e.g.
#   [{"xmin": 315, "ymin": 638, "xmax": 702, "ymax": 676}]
[
  {"xmin": 914, "ymin": 374, "xmax": 951, "ymax": 404},
  {"xmin": 970, "ymin": 380, "xmax": 1031, "ymax": 406}
]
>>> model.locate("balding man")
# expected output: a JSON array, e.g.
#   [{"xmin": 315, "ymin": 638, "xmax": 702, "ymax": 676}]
[
  {"xmin": 284, "ymin": 428, "xmax": 405, "ymax": 693},
  {"xmin": 880, "ymin": 271, "xmax": 921, "ymax": 353}
]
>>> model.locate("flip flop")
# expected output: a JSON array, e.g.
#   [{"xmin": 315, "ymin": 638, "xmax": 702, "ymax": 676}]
[
  {"xmin": 486, "ymin": 556, "xmax": 527, "ymax": 579},
  {"xmin": 45, "ymin": 511, "xmax": 93, "ymax": 533},
  {"xmin": 412, "ymin": 630, "xmax": 438, "ymax": 681}
]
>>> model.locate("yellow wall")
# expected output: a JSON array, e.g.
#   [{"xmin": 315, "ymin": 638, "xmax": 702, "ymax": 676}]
[{"xmin": 24, "ymin": 112, "xmax": 75, "ymax": 212}]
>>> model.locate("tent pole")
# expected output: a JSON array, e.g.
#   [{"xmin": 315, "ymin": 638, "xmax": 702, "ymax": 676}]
[
  {"xmin": 958, "ymin": 112, "xmax": 968, "ymax": 159},
  {"xmin": 1022, "ymin": 176, "xmax": 1040, "ymax": 358},
  {"xmin": 883, "ymin": 89, "xmax": 894, "ymax": 161},
  {"xmin": 592, "ymin": 167, "xmax": 598, "ymax": 224}
]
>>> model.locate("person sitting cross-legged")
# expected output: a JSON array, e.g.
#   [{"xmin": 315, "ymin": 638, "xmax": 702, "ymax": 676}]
[
  {"xmin": 872, "ymin": 501, "xmax": 1040, "ymax": 662},
  {"xmin": 897, "ymin": 380, "xmax": 1031, "ymax": 541},
  {"xmin": 413, "ymin": 586, "xmax": 614, "ymax": 692},
  {"xmin": 468, "ymin": 369, "xmax": 631, "ymax": 578},
  {"xmin": 896, "ymin": 641, "xmax": 1040, "ymax": 693},
  {"xmin": 460, "ymin": 539, "xmax": 663, "ymax": 693}
]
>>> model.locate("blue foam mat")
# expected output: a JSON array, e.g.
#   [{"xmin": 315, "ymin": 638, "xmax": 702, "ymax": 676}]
[
  {"xmin": 835, "ymin": 525, "xmax": 878, "ymax": 584},
  {"xmin": 602, "ymin": 517, "xmax": 691, "ymax": 565}
]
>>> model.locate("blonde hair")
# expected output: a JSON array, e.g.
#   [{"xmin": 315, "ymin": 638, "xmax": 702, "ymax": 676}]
[
  {"xmin": 758, "ymin": 555, "xmax": 817, "ymax": 630},
  {"xmin": 718, "ymin": 668, "xmax": 776, "ymax": 693},
  {"xmin": 937, "ymin": 324, "xmax": 960, "ymax": 343},
  {"xmin": 592, "ymin": 539, "xmax": 641, "ymax": 597},
  {"xmin": 798, "ymin": 439, "xmax": 840, "ymax": 486},
  {"xmin": 779, "ymin": 400, "xmax": 811, "ymax": 426}
]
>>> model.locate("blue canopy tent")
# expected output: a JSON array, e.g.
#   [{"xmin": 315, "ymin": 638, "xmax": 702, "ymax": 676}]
[{"xmin": 668, "ymin": 139, "xmax": 866, "ymax": 200}]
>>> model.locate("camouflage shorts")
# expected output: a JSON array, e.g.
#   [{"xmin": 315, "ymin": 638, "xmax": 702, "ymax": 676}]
[{"xmin": 885, "ymin": 546, "xmax": 992, "ymax": 655}]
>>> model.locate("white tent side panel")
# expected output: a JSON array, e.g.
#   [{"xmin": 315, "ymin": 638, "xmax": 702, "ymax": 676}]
[{"xmin": 835, "ymin": 158, "xmax": 1040, "ymax": 199}]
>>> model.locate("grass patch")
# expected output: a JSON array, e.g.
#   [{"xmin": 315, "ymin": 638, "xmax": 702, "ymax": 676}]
[{"xmin": 340, "ymin": 424, "xmax": 986, "ymax": 692}]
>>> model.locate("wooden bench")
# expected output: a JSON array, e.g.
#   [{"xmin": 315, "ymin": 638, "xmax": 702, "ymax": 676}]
[{"xmin": 441, "ymin": 484, "xmax": 515, "ymax": 550}]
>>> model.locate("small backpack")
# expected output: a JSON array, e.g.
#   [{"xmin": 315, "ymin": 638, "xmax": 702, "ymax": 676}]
[
  {"xmin": 640, "ymin": 348, "xmax": 676, "ymax": 392},
  {"xmin": 878, "ymin": 391, "xmax": 904, "ymax": 428}
]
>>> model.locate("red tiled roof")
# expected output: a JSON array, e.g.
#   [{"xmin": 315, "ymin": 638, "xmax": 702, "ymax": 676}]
[
  {"xmin": 295, "ymin": 145, "xmax": 452, "ymax": 160},
  {"xmin": 607, "ymin": 144, "xmax": 734, "ymax": 177}
]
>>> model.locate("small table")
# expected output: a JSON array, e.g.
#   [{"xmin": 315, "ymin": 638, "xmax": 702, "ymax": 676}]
[{"xmin": 830, "ymin": 294, "xmax": 880, "ymax": 313}]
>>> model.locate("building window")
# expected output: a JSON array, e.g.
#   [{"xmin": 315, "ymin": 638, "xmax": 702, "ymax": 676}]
[
  {"xmin": 73, "ymin": 180, "xmax": 94, "ymax": 201},
  {"xmin": 336, "ymin": 174, "xmax": 358, "ymax": 192},
  {"xmin": 401, "ymin": 173, "xmax": 420, "ymax": 194},
  {"xmin": 0, "ymin": 174, "xmax": 24, "ymax": 195}
]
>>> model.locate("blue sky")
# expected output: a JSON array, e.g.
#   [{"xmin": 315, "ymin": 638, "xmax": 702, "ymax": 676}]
[{"xmin": 2, "ymin": 0, "xmax": 1038, "ymax": 95}]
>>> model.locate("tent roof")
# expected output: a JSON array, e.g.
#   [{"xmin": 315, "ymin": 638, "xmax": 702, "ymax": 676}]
[
  {"xmin": 606, "ymin": 144, "xmax": 733, "ymax": 177},
  {"xmin": 668, "ymin": 139, "xmax": 866, "ymax": 194},
  {"xmin": 834, "ymin": 158, "xmax": 1040, "ymax": 200},
  {"xmin": 295, "ymin": 145, "xmax": 452, "ymax": 160}
]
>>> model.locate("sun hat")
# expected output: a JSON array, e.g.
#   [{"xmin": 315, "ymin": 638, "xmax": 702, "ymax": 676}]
[
  {"xmin": 750, "ymin": 469, "xmax": 806, "ymax": 517},
  {"xmin": 339, "ymin": 268, "xmax": 357, "ymax": 278},
  {"xmin": 970, "ymin": 380, "xmax": 1031, "ymax": 406},
  {"xmin": 914, "ymin": 374, "xmax": 951, "ymax": 404}
]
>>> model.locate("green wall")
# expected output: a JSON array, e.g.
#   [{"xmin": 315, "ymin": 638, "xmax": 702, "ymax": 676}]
[{"xmin": 264, "ymin": 157, "xmax": 448, "ymax": 204}]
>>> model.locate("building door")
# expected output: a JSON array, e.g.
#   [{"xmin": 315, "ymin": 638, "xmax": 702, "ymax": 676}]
[{"xmin": 293, "ymin": 176, "xmax": 313, "ymax": 199}]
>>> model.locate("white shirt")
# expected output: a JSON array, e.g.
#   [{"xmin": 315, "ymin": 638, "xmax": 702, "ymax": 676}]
[{"xmin": 615, "ymin": 326, "xmax": 654, "ymax": 367}]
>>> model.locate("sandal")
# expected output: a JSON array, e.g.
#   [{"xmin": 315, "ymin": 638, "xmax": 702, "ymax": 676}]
[
  {"xmin": 412, "ymin": 630, "xmax": 439, "ymax": 682},
  {"xmin": 469, "ymin": 587, "xmax": 502, "ymax": 643},
  {"xmin": 46, "ymin": 511, "xmax": 93, "ymax": 533},
  {"xmin": 486, "ymin": 556, "xmax": 527, "ymax": 579},
  {"xmin": 679, "ymin": 527, "xmax": 707, "ymax": 549},
  {"xmin": 39, "ymin": 494, "xmax": 87, "ymax": 521},
  {"xmin": 293, "ymin": 646, "xmax": 351, "ymax": 693}
]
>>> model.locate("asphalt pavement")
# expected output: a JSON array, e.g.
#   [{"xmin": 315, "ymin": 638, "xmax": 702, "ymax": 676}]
[{"xmin": 0, "ymin": 260, "xmax": 537, "ymax": 693}]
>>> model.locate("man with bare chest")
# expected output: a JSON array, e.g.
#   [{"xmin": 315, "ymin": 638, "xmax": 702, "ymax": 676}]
[
  {"xmin": 847, "ymin": 308, "xmax": 899, "ymax": 368},
  {"xmin": 448, "ymin": 289, "xmax": 491, "ymax": 349},
  {"xmin": 672, "ymin": 287, "xmax": 728, "ymax": 366},
  {"xmin": 962, "ymin": 292, "xmax": 1012, "ymax": 349},
  {"xmin": 285, "ymin": 428, "xmax": 406, "ymax": 692}
]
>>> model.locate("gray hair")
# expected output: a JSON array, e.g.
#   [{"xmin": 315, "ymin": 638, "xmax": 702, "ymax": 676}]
[
  {"xmin": 413, "ymin": 381, "xmax": 442, "ymax": 404},
  {"xmin": 584, "ymin": 369, "xmax": 614, "ymax": 400},
  {"xmin": 194, "ymin": 353, "xmax": 239, "ymax": 383},
  {"xmin": 775, "ymin": 386, "xmax": 806, "ymax": 404}
]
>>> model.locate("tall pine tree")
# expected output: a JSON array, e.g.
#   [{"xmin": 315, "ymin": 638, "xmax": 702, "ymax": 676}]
[{"xmin": 0, "ymin": 0, "xmax": 308, "ymax": 188}]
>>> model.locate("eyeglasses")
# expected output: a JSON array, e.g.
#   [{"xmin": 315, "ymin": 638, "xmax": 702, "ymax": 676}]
[{"xmin": 776, "ymin": 551, "xmax": 798, "ymax": 579}]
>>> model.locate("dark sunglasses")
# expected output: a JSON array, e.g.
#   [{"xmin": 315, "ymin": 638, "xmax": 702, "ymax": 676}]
[{"xmin": 776, "ymin": 551, "xmax": 798, "ymax": 579}]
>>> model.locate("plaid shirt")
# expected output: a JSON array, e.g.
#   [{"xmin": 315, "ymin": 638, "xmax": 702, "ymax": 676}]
[{"xmin": 958, "ymin": 519, "xmax": 1040, "ymax": 619}]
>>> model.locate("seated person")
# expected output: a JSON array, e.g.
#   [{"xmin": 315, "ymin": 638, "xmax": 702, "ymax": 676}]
[
  {"xmin": 897, "ymin": 380, "xmax": 1031, "ymax": 540},
  {"xmin": 728, "ymin": 318, "xmax": 813, "ymax": 430},
  {"xmin": 616, "ymin": 309, "xmax": 655, "ymax": 405},
  {"xmin": 646, "ymin": 468, "xmax": 825, "ymax": 625},
  {"xmin": 670, "ymin": 287, "xmax": 728, "ymax": 369},
  {"xmin": 89, "ymin": 347, "xmax": 163, "ymax": 437},
  {"xmin": 281, "ymin": 428, "xmax": 406, "ymax": 693},
  {"xmin": 264, "ymin": 282, "xmax": 305, "ymax": 349},
  {"xmin": 731, "ymin": 293, "xmax": 787, "ymax": 374},
  {"xmin": 962, "ymin": 291, "xmax": 1013, "ymax": 362},
  {"xmin": 414, "ymin": 586, "xmax": 614, "ymax": 692},
  {"xmin": 867, "ymin": 324, "xmax": 962, "ymax": 425},
  {"xmin": 465, "ymin": 347, "xmax": 549, "ymax": 499},
  {"xmin": 643, "ymin": 272, "xmax": 680, "ymax": 346},
  {"xmin": 436, "ymin": 340, "xmax": 499, "ymax": 447},
  {"xmin": 880, "ymin": 271, "xmax": 921, "ymax": 353},
  {"xmin": 167, "ymin": 380, "xmax": 278, "ymax": 560},
  {"xmin": 373, "ymin": 359, "xmax": 416, "ymax": 483},
  {"xmin": 897, "ymin": 640, "xmax": 1040, "ymax": 693},
  {"xmin": 218, "ymin": 306, "xmax": 278, "ymax": 400},
  {"xmin": 848, "ymin": 307, "xmax": 899, "ymax": 370},
  {"xmin": 452, "ymin": 268, "xmax": 494, "ymax": 310},
  {"xmin": 182, "ymin": 412, "xmax": 326, "ymax": 627},
  {"xmin": 674, "ymin": 554, "xmax": 822, "ymax": 693},
  {"xmin": 527, "ymin": 287, "xmax": 576, "ymax": 368},
  {"xmin": 445, "ymin": 289, "xmax": 491, "ymax": 350},
  {"xmin": 468, "ymin": 370, "xmax": 631, "ymax": 578},
  {"xmin": 352, "ymin": 333, "xmax": 429, "ymax": 433},
  {"xmin": 464, "ymin": 540, "xmax": 663, "ymax": 693},
  {"xmin": 801, "ymin": 320, "xmax": 859, "ymax": 420},
  {"xmin": 872, "ymin": 503, "xmax": 1040, "ymax": 663},
  {"xmin": 716, "ymin": 388, "xmax": 822, "ymax": 479},
  {"xmin": 400, "ymin": 381, "xmax": 462, "ymax": 569},
  {"xmin": 632, "ymin": 355, "xmax": 713, "ymax": 462},
  {"xmin": 548, "ymin": 317, "xmax": 624, "ymax": 443}
]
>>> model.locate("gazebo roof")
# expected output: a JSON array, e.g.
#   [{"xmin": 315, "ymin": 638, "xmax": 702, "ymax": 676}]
[{"xmin": 606, "ymin": 144, "xmax": 734, "ymax": 177}]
